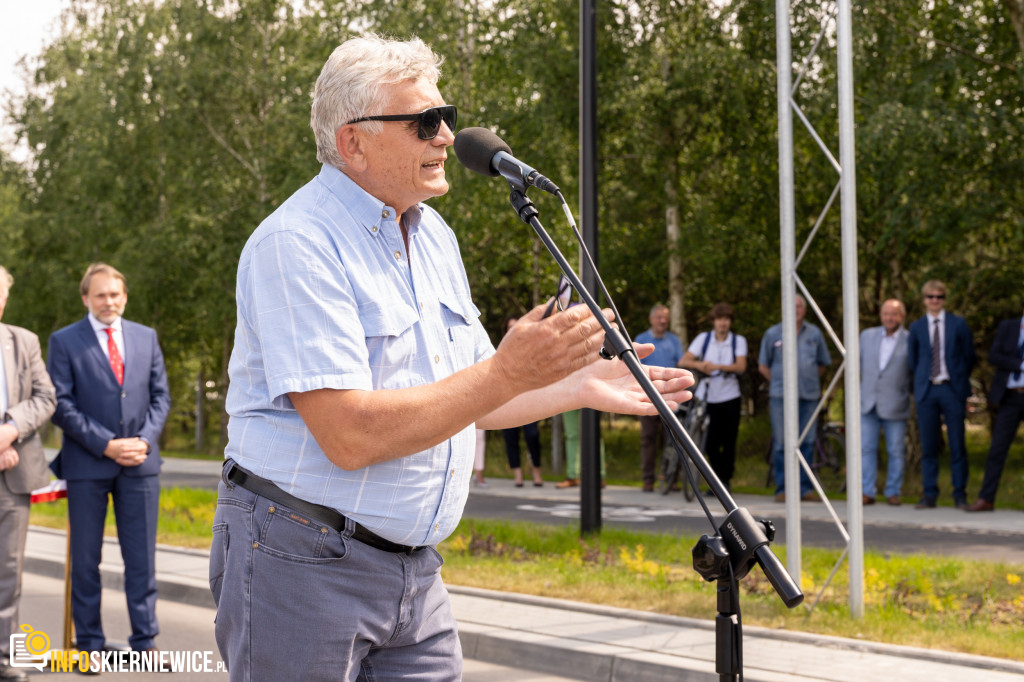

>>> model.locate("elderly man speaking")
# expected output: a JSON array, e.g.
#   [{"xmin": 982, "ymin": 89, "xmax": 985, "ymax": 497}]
[{"xmin": 210, "ymin": 35, "xmax": 693, "ymax": 681}]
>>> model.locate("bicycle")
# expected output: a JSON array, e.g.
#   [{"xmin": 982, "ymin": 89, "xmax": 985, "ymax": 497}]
[
  {"xmin": 658, "ymin": 377, "xmax": 711, "ymax": 501},
  {"xmin": 763, "ymin": 417, "xmax": 846, "ymax": 495}
]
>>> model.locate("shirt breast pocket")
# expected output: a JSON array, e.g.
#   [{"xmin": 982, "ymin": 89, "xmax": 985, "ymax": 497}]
[
  {"xmin": 438, "ymin": 293, "xmax": 480, "ymax": 370},
  {"xmin": 359, "ymin": 300, "xmax": 420, "ymax": 374}
]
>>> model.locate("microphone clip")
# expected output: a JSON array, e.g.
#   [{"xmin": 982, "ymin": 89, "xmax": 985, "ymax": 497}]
[{"xmin": 507, "ymin": 183, "xmax": 539, "ymax": 225}]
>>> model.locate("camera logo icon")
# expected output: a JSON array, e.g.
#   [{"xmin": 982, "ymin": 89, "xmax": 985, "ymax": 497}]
[{"xmin": 9, "ymin": 624, "xmax": 49, "ymax": 671}]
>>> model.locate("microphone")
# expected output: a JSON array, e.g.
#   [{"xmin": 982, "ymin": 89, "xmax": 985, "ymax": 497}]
[{"xmin": 453, "ymin": 127, "xmax": 560, "ymax": 195}]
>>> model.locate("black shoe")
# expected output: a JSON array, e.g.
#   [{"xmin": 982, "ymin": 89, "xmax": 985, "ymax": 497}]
[
  {"xmin": 954, "ymin": 499, "xmax": 969, "ymax": 510},
  {"xmin": 0, "ymin": 661, "xmax": 29, "ymax": 682},
  {"xmin": 914, "ymin": 497, "xmax": 937, "ymax": 509}
]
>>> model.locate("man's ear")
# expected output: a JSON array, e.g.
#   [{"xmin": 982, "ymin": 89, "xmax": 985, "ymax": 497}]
[{"xmin": 336, "ymin": 125, "xmax": 367, "ymax": 171}]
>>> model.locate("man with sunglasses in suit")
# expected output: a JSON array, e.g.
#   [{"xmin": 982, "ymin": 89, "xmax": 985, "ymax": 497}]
[
  {"xmin": 907, "ymin": 280, "xmax": 975, "ymax": 509},
  {"xmin": 211, "ymin": 36, "xmax": 693, "ymax": 681}
]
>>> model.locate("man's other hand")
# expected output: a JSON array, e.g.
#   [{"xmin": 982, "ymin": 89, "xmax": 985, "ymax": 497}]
[
  {"xmin": 0, "ymin": 422, "xmax": 19, "ymax": 451},
  {"xmin": 492, "ymin": 302, "xmax": 611, "ymax": 393}
]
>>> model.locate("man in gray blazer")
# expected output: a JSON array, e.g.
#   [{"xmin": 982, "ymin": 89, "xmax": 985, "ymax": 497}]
[
  {"xmin": 0, "ymin": 266, "xmax": 56, "ymax": 682},
  {"xmin": 859, "ymin": 299, "xmax": 913, "ymax": 506}
]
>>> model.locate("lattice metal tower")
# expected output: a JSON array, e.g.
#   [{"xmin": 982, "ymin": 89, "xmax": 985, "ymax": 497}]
[{"xmin": 775, "ymin": 0, "xmax": 865, "ymax": 616}]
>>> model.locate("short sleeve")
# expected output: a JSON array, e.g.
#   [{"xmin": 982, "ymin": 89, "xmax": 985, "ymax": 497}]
[
  {"xmin": 758, "ymin": 333, "xmax": 772, "ymax": 366},
  {"xmin": 816, "ymin": 331, "xmax": 832, "ymax": 366},
  {"xmin": 244, "ymin": 229, "xmax": 375, "ymax": 401},
  {"xmin": 735, "ymin": 335, "xmax": 748, "ymax": 358},
  {"xmin": 687, "ymin": 332, "xmax": 707, "ymax": 357}
]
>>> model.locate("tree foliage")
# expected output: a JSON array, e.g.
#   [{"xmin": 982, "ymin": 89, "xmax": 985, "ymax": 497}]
[{"xmin": 0, "ymin": 0, "xmax": 1020, "ymax": 448}]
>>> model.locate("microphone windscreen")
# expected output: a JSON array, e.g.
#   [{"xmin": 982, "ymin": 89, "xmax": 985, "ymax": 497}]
[{"xmin": 453, "ymin": 127, "xmax": 512, "ymax": 177}]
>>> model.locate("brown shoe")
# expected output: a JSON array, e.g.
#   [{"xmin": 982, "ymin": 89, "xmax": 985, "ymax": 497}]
[
  {"xmin": 886, "ymin": 495, "xmax": 901, "ymax": 506},
  {"xmin": 555, "ymin": 478, "xmax": 579, "ymax": 489},
  {"xmin": 862, "ymin": 494, "xmax": 876, "ymax": 506},
  {"xmin": 642, "ymin": 483, "xmax": 654, "ymax": 493},
  {"xmin": 801, "ymin": 491, "xmax": 821, "ymax": 502},
  {"xmin": 964, "ymin": 499, "xmax": 995, "ymax": 512},
  {"xmin": 774, "ymin": 492, "xmax": 785, "ymax": 502}
]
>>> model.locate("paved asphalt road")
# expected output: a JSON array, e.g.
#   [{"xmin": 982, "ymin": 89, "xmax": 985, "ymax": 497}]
[{"xmin": 18, "ymin": 573, "xmax": 578, "ymax": 681}]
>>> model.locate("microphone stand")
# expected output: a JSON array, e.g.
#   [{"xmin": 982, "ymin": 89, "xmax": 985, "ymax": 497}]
[{"xmin": 504, "ymin": 181, "xmax": 804, "ymax": 681}]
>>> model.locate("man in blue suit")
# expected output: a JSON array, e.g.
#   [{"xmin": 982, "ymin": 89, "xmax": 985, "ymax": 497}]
[
  {"xmin": 859, "ymin": 299, "xmax": 912, "ymax": 506},
  {"xmin": 47, "ymin": 263, "xmax": 170, "ymax": 664},
  {"xmin": 906, "ymin": 280, "xmax": 975, "ymax": 509},
  {"xmin": 965, "ymin": 307, "xmax": 1024, "ymax": 512}
]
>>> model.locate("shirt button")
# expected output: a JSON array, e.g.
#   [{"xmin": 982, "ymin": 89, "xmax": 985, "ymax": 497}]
[
  {"xmin": 371, "ymin": 225, "xmax": 378, "ymax": 233},
  {"xmin": 434, "ymin": 355, "xmax": 440, "ymax": 364},
  {"xmin": 394, "ymin": 251, "xmax": 401, "ymax": 260},
  {"xmin": 382, "ymin": 209, "xmax": 390, "ymax": 219}
]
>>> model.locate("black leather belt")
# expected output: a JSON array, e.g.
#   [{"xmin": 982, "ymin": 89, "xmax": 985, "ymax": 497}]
[{"xmin": 225, "ymin": 462, "xmax": 422, "ymax": 554}]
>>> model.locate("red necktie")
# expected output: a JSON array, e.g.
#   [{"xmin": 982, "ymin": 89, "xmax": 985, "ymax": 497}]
[{"xmin": 105, "ymin": 327, "xmax": 124, "ymax": 385}]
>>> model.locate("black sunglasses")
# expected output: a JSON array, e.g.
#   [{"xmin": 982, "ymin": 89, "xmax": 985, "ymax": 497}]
[
  {"xmin": 346, "ymin": 105, "xmax": 457, "ymax": 140},
  {"xmin": 924, "ymin": 294, "xmax": 946, "ymax": 300}
]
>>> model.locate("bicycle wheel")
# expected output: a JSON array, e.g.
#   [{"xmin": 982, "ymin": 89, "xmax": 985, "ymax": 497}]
[
  {"xmin": 658, "ymin": 442, "xmax": 680, "ymax": 495},
  {"xmin": 681, "ymin": 407, "xmax": 708, "ymax": 501},
  {"xmin": 812, "ymin": 432, "xmax": 847, "ymax": 494}
]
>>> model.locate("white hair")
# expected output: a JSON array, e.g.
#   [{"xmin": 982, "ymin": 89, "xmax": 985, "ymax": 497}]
[
  {"xmin": 310, "ymin": 35, "xmax": 444, "ymax": 169},
  {"xmin": 0, "ymin": 266, "xmax": 12, "ymax": 297}
]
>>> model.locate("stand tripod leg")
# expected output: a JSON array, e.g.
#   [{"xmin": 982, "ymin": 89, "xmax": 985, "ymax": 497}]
[{"xmin": 715, "ymin": 578, "xmax": 740, "ymax": 681}]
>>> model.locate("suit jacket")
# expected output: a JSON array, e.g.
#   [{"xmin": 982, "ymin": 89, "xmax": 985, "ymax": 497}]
[
  {"xmin": 907, "ymin": 312, "xmax": 975, "ymax": 402},
  {"xmin": 859, "ymin": 325, "xmax": 912, "ymax": 420},
  {"xmin": 1, "ymin": 324, "xmax": 57, "ymax": 494},
  {"xmin": 47, "ymin": 316, "xmax": 170, "ymax": 480},
  {"xmin": 987, "ymin": 316, "xmax": 1024, "ymax": 406}
]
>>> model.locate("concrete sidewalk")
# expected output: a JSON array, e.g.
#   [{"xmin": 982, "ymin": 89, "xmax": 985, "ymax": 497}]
[{"xmin": 22, "ymin": 457, "xmax": 1024, "ymax": 681}]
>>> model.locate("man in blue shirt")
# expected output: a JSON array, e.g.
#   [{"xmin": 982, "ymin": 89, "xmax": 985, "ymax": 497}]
[
  {"xmin": 758, "ymin": 295, "xmax": 832, "ymax": 501},
  {"xmin": 635, "ymin": 304, "xmax": 684, "ymax": 491},
  {"xmin": 210, "ymin": 36, "xmax": 692, "ymax": 682}
]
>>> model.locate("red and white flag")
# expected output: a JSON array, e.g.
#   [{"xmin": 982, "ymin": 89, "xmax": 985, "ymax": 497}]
[{"xmin": 30, "ymin": 479, "xmax": 67, "ymax": 504}]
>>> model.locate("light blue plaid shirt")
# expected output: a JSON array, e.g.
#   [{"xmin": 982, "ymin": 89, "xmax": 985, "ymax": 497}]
[{"xmin": 225, "ymin": 164, "xmax": 494, "ymax": 546}]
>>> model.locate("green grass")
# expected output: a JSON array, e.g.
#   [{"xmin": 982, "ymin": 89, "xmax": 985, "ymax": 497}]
[
  {"xmin": 439, "ymin": 518, "xmax": 1024, "ymax": 662},
  {"xmin": 29, "ymin": 487, "xmax": 218, "ymax": 550}
]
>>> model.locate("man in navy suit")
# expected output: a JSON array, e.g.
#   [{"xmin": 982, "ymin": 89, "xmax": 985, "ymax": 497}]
[
  {"xmin": 47, "ymin": 263, "xmax": 170, "ymax": 664},
  {"xmin": 965, "ymin": 308, "xmax": 1024, "ymax": 512},
  {"xmin": 906, "ymin": 280, "xmax": 975, "ymax": 509}
]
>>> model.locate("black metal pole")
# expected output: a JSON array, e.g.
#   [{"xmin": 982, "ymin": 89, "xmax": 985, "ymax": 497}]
[{"xmin": 579, "ymin": 0, "xmax": 601, "ymax": 537}]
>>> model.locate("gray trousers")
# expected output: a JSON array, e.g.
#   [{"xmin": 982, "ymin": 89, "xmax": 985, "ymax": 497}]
[
  {"xmin": 0, "ymin": 478, "xmax": 31, "ymax": 659},
  {"xmin": 210, "ymin": 476, "xmax": 461, "ymax": 682}
]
